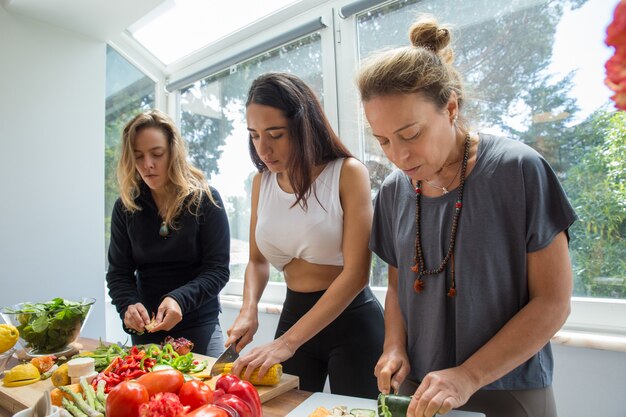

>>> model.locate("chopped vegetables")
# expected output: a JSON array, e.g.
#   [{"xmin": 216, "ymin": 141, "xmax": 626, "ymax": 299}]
[
  {"xmin": 74, "ymin": 341, "xmax": 129, "ymax": 372},
  {"xmin": 139, "ymin": 392, "xmax": 189, "ymax": 417},
  {"xmin": 31, "ymin": 355, "xmax": 57, "ymax": 373},
  {"xmin": 163, "ymin": 337, "xmax": 194, "ymax": 356},
  {"xmin": 308, "ymin": 406, "xmax": 376, "ymax": 417},
  {"xmin": 141, "ymin": 343, "xmax": 208, "ymax": 374},
  {"xmin": 91, "ymin": 346, "xmax": 156, "ymax": 392}
]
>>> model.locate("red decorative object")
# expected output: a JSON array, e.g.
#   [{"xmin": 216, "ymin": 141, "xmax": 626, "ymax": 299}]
[
  {"xmin": 414, "ymin": 279, "xmax": 425, "ymax": 293},
  {"xmin": 605, "ymin": 0, "xmax": 626, "ymax": 110}
]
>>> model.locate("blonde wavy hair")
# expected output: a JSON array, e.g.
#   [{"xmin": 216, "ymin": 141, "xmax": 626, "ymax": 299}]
[
  {"xmin": 117, "ymin": 109, "xmax": 216, "ymax": 229},
  {"xmin": 357, "ymin": 14, "xmax": 467, "ymax": 131}
]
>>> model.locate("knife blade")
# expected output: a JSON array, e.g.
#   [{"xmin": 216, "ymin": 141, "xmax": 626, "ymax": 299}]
[{"xmin": 210, "ymin": 339, "xmax": 240, "ymax": 376}]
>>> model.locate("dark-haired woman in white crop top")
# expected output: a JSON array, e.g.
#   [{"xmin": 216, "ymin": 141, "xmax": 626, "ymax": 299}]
[{"xmin": 225, "ymin": 72, "xmax": 384, "ymax": 398}]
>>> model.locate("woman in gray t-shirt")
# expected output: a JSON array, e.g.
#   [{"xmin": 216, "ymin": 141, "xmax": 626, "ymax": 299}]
[{"xmin": 356, "ymin": 15, "xmax": 576, "ymax": 417}]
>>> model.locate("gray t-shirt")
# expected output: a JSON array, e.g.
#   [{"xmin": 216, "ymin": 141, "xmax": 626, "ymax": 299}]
[{"xmin": 370, "ymin": 134, "xmax": 577, "ymax": 390}]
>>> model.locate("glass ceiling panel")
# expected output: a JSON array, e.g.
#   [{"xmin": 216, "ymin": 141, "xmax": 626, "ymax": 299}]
[{"xmin": 127, "ymin": 0, "xmax": 300, "ymax": 64}]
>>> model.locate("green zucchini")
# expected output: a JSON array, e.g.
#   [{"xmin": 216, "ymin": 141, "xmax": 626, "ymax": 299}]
[{"xmin": 377, "ymin": 393, "xmax": 412, "ymax": 417}]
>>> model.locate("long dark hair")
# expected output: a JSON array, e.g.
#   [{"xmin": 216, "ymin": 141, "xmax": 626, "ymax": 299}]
[{"xmin": 246, "ymin": 72, "xmax": 352, "ymax": 209}]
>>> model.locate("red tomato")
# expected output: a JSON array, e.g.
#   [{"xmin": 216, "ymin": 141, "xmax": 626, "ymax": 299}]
[
  {"xmin": 106, "ymin": 381, "xmax": 149, "ymax": 417},
  {"xmin": 178, "ymin": 380, "xmax": 214, "ymax": 411},
  {"xmin": 136, "ymin": 369, "xmax": 185, "ymax": 397},
  {"xmin": 184, "ymin": 404, "xmax": 229, "ymax": 417}
]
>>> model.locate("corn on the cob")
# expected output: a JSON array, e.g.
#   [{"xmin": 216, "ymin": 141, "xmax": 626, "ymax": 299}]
[{"xmin": 222, "ymin": 362, "xmax": 282, "ymax": 386}]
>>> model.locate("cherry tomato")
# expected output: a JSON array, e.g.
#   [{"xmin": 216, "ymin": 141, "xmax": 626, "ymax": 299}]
[
  {"xmin": 178, "ymin": 380, "xmax": 214, "ymax": 411},
  {"xmin": 184, "ymin": 404, "xmax": 229, "ymax": 417},
  {"xmin": 136, "ymin": 369, "xmax": 185, "ymax": 397},
  {"xmin": 106, "ymin": 381, "xmax": 149, "ymax": 417}
]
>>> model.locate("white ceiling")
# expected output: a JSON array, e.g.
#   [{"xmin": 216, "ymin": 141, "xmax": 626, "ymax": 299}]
[{"xmin": 0, "ymin": 0, "xmax": 165, "ymax": 41}]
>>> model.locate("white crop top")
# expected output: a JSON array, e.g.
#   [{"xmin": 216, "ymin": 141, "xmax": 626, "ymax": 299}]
[{"xmin": 255, "ymin": 158, "xmax": 345, "ymax": 271}]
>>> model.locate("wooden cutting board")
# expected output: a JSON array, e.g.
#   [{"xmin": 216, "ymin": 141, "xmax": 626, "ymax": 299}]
[{"xmin": 0, "ymin": 352, "xmax": 298, "ymax": 414}]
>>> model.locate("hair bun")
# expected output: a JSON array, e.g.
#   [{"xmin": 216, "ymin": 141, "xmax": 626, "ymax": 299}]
[{"xmin": 408, "ymin": 15, "xmax": 453, "ymax": 61}]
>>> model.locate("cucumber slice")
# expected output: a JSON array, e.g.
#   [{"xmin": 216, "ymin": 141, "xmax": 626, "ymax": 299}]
[{"xmin": 350, "ymin": 408, "xmax": 376, "ymax": 417}]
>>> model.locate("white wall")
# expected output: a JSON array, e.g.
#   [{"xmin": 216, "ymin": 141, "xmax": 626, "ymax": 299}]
[
  {"xmin": 0, "ymin": 7, "xmax": 106, "ymax": 339},
  {"xmin": 552, "ymin": 344, "xmax": 626, "ymax": 417}
]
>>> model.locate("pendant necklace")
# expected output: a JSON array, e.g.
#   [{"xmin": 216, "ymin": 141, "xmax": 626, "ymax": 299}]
[
  {"xmin": 424, "ymin": 160, "xmax": 462, "ymax": 195},
  {"xmin": 412, "ymin": 133, "xmax": 471, "ymax": 297},
  {"xmin": 159, "ymin": 220, "xmax": 169, "ymax": 238},
  {"xmin": 155, "ymin": 195, "xmax": 170, "ymax": 238}
]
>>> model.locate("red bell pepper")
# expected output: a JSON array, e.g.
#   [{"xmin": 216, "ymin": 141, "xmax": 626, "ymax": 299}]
[
  {"xmin": 214, "ymin": 375, "xmax": 261, "ymax": 417},
  {"xmin": 213, "ymin": 394, "xmax": 252, "ymax": 417},
  {"xmin": 214, "ymin": 374, "xmax": 239, "ymax": 392},
  {"xmin": 212, "ymin": 388, "xmax": 225, "ymax": 401}
]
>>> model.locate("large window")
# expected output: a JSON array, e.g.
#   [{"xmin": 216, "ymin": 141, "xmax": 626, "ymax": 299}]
[
  {"xmin": 357, "ymin": 0, "xmax": 624, "ymax": 299},
  {"xmin": 108, "ymin": 0, "xmax": 624, "ymax": 333},
  {"xmin": 179, "ymin": 34, "xmax": 323, "ymax": 283},
  {"xmin": 105, "ymin": 46, "xmax": 156, "ymax": 259}
]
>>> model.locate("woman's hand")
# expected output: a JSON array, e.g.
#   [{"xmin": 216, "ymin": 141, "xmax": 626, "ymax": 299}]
[
  {"xmin": 148, "ymin": 296, "xmax": 183, "ymax": 332},
  {"xmin": 123, "ymin": 303, "xmax": 151, "ymax": 333},
  {"xmin": 231, "ymin": 337, "xmax": 293, "ymax": 381},
  {"xmin": 374, "ymin": 345, "xmax": 411, "ymax": 394},
  {"xmin": 225, "ymin": 310, "xmax": 259, "ymax": 353},
  {"xmin": 408, "ymin": 366, "xmax": 478, "ymax": 417}
]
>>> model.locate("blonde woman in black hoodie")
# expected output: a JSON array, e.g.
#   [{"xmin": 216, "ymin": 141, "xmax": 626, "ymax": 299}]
[{"xmin": 106, "ymin": 109, "xmax": 230, "ymax": 356}]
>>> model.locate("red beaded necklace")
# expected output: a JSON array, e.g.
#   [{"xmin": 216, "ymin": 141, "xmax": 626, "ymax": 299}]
[{"xmin": 411, "ymin": 133, "xmax": 471, "ymax": 296}]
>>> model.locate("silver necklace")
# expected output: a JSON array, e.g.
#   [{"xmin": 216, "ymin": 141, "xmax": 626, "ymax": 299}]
[{"xmin": 424, "ymin": 161, "xmax": 462, "ymax": 195}]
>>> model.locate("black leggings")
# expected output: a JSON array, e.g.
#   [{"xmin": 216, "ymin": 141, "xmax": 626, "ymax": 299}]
[{"xmin": 275, "ymin": 287, "xmax": 384, "ymax": 399}]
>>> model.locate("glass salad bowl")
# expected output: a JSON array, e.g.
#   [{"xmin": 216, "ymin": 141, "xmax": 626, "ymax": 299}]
[
  {"xmin": 1, "ymin": 297, "xmax": 95, "ymax": 357},
  {"xmin": 0, "ymin": 346, "xmax": 16, "ymax": 374}
]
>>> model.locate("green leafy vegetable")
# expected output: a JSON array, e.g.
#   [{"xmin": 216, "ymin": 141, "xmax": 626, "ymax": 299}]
[{"xmin": 4, "ymin": 298, "xmax": 92, "ymax": 353}]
